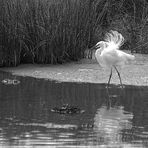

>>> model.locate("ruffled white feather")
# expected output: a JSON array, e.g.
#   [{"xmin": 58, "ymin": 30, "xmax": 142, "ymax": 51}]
[
  {"xmin": 104, "ymin": 30, "xmax": 124, "ymax": 48},
  {"xmin": 95, "ymin": 30, "xmax": 135, "ymax": 68}
]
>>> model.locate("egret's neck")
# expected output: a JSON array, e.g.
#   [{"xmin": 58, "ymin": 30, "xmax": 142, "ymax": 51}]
[
  {"xmin": 95, "ymin": 42, "xmax": 107, "ymax": 57},
  {"xmin": 95, "ymin": 48, "xmax": 102, "ymax": 55},
  {"xmin": 95, "ymin": 47, "xmax": 103, "ymax": 59}
]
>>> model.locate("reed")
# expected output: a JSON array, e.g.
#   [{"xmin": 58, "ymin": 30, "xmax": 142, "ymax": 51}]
[
  {"xmin": 0, "ymin": 0, "xmax": 101, "ymax": 66},
  {"xmin": 1, "ymin": 0, "xmax": 147, "ymax": 67}
]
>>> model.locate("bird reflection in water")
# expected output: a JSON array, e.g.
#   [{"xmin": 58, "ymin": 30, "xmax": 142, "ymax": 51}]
[{"xmin": 93, "ymin": 105, "xmax": 133, "ymax": 146}]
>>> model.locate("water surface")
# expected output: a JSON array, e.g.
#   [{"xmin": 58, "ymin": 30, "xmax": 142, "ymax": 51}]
[{"xmin": 0, "ymin": 71, "xmax": 148, "ymax": 147}]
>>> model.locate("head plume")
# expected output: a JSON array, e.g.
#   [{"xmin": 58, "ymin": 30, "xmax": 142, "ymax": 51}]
[
  {"xmin": 104, "ymin": 30, "xmax": 124, "ymax": 49},
  {"xmin": 95, "ymin": 41, "xmax": 108, "ymax": 49}
]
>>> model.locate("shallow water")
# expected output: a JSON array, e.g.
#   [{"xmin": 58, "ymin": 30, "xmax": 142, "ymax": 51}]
[{"xmin": 0, "ymin": 71, "xmax": 148, "ymax": 148}]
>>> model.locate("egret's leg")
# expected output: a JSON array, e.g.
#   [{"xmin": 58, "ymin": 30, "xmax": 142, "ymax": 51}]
[
  {"xmin": 106, "ymin": 68, "xmax": 113, "ymax": 101},
  {"xmin": 114, "ymin": 66, "xmax": 123, "ymax": 88},
  {"xmin": 107, "ymin": 68, "xmax": 112, "ymax": 88}
]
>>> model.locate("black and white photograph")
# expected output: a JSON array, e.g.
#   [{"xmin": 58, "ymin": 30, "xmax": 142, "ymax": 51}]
[{"xmin": 0, "ymin": 0, "xmax": 148, "ymax": 147}]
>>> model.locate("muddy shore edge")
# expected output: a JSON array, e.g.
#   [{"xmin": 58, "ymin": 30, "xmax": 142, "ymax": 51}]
[{"xmin": 0, "ymin": 54, "xmax": 148, "ymax": 86}]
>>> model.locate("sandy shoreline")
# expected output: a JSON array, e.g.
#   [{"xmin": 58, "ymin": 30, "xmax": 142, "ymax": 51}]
[{"xmin": 1, "ymin": 54, "xmax": 148, "ymax": 86}]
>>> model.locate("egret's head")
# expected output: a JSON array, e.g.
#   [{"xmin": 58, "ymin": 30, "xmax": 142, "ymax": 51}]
[
  {"xmin": 91, "ymin": 41, "xmax": 108, "ymax": 51},
  {"xmin": 95, "ymin": 41, "xmax": 108, "ymax": 49},
  {"xmin": 90, "ymin": 30, "xmax": 124, "ymax": 51}
]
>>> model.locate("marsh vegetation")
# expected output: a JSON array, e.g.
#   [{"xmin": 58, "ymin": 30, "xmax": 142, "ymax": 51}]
[{"xmin": 1, "ymin": 0, "xmax": 148, "ymax": 66}]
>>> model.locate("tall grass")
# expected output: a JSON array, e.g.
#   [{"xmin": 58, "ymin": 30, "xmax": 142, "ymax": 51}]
[
  {"xmin": 1, "ymin": 0, "xmax": 147, "ymax": 67},
  {"xmin": 0, "ymin": 0, "xmax": 102, "ymax": 66}
]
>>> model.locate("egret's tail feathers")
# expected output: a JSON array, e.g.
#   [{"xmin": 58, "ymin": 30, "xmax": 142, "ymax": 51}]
[
  {"xmin": 121, "ymin": 52, "xmax": 135, "ymax": 63},
  {"xmin": 126, "ymin": 54, "xmax": 135, "ymax": 61},
  {"xmin": 104, "ymin": 30, "xmax": 124, "ymax": 49}
]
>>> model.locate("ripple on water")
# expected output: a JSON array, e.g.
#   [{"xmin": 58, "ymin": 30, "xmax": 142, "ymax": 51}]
[{"xmin": 0, "ymin": 71, "xmax": 148, "ymax": 147}]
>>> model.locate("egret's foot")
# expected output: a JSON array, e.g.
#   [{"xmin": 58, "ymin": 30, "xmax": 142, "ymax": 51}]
[
  {"xmin": 105, "ymin": 85, "xmax": 112, "ymax": 89},
  {"xmin": 107, "ymin": 84, "xmax": 125, "ymax": 89},
  {"xmin": 118, "ymin": 84, "xmax": 125, "ymax": 89}
]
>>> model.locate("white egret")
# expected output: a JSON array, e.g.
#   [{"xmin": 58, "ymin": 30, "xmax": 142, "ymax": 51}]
[{"xmin": 93, "ymin": 30, "xmax": 135, "ymax": 88}]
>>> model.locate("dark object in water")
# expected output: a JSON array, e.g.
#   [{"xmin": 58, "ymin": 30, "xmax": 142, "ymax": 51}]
[
  {"xmin": 81, "ymin": 123, "xmax": 94, "ymax": 129},
  {"xmin": 51, "ymin": 104, "xmax": 85, "ymax": 114},
  {"xmin": 2, "ymin": 79, "xmax": 20, "ymax": 85}
]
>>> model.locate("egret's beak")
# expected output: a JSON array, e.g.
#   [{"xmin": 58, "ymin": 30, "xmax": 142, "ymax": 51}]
[
  {"xmin": 90, "ymin": 41, "xmax": 106, "ymax": 51},
  {"xmin": 90, "ymin": 42, "xmax": 102, "ymax": 51},
  {"xmin": 90, "ymin": 44, "xmax": 98, "ymax": 51}
]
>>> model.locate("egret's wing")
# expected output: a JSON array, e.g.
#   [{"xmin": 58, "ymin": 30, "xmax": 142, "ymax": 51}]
[
  {"xmin": 100, "ymin": 49, "xmax": 135, "ymax": 67},
  {"xmin": 117, "ymin": 50, "xmax": 135, "ymax": 62},
  {"xmin": 99, "ymin": 49, "xmax": 118, "ymax": 67}
]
